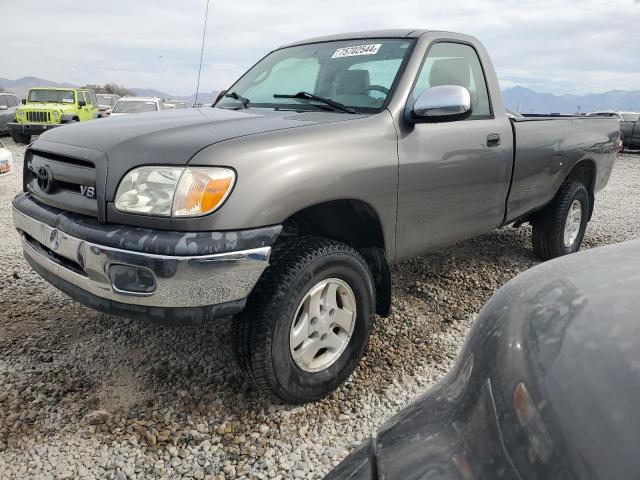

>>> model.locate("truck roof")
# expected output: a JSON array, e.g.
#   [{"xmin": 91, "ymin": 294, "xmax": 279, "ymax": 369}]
[
  {"xmin": 29, "ymin": 87, "xmax": 93, "ymax": 92},
  {"xmin": 282, "ymin": 29, "xmax": 431, "ymax": 48},
  {"xmin": 281, "ymin": 29, "xmax": 480, "ymax": 49}
]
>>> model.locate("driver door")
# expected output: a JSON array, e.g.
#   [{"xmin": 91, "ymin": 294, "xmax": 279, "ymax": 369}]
[{"xmin": 396, "ymin": 42, "xmax": 513, "ymax": 259}]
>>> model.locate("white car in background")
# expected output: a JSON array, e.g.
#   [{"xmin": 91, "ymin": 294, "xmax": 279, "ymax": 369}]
[
  {"xmin": 96, "ymin": 94, "xmax": 120, "ymax": 118},
  {"xmin": 164, "ymin": 100, "xmax": 191, "ymax": 109},
  {"xmin": 0, "ymin": 140, "xmax": 13, "ymax": 175},
  {"xmin": 110, "ymin": 97, "xmax": 165, "ymax": 116}
]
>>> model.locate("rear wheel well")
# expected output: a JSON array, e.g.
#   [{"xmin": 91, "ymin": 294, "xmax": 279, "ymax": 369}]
[
  {"xmin": 280, "ymin": 200, "xmax": 391, "ymax": 316},
  {"xmin": 566, "ymin": 160, "xmax": 596, "ymax": 219}
]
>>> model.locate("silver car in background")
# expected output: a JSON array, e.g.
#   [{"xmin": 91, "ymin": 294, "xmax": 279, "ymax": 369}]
[
  {"xmin": 0, "ymin": 92, "xmax": 22, "ymax": 134},
  {"xmin": 110, "ymin": 96, "xmax": 164, "ymax": 116},
  {"xmin": 587, "ymin": 110, "xmax": 640, "ymax": 150},
  {"xmin": 164, "ymin": 100, "xmax": 191, "ymax": 109},
  {"xmin": 96, "ymin": 94, "xmax": 120, "ymax": 118}
]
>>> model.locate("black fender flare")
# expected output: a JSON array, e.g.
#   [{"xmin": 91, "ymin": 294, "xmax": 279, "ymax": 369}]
[{"xmin": 359, "ymin": 247, "xmax": 392, "ymax": 317}]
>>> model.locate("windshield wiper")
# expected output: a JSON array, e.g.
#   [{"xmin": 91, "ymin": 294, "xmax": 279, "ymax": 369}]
[
  {"xmin": 273, "ymin": 91, "xmax": 356, "ymax": 114},
  {"xmin": 224, "ymin": 91, "xmax": 250, "ymax": 108}
]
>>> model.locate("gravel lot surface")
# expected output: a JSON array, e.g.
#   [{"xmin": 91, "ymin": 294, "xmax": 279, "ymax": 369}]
[{"xmin": 0, "ymin": 135, "xmax": 638, "ymax": 479}]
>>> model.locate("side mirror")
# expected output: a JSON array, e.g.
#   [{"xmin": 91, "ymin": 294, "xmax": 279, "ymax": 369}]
[
  {"xmin": 0, "ymin": 105, "xmax": 7, "ymax": 111},
  {"xmin": 78, "ymin": 100, "xmax": 87, "ymax": 108},
  {"xmin": 214, "ymin": 89, "xmax": 227, "ymax": 105},
  {"xmin": 21, "ymin": 98, "xmax": 26, "ymax": 105},
  {"xmin": 407, "ymin": 85, "xmax": 472, "ymax": 123}
]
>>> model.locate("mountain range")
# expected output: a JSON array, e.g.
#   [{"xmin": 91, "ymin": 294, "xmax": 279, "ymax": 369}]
[
  {"xmin": 2, "ymin": 76, "xmax": 639, "ymax": 113},
  {"xmin": 503, "ymin": 86, "xmax": 640, "ymax": 114}
]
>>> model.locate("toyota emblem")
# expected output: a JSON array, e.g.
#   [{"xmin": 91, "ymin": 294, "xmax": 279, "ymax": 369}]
[{"xmin": 37, "ymin": 165, "xmax": 54, "ymax": 193}]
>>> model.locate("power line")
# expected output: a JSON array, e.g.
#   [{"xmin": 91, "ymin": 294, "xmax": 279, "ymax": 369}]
[{"xmin": 195, "ymin": 0, "xmax": 210, "ymax": 106}]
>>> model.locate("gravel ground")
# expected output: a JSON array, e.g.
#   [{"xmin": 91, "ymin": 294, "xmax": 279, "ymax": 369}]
[{"xmin": 0, "ymin": 135, "xmax": 638, "ymax": 479}]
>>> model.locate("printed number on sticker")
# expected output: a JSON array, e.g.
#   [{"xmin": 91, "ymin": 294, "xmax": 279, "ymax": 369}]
[{"xmin": 332, "ymin": 44, "xmax": 382, "ymax": 59}]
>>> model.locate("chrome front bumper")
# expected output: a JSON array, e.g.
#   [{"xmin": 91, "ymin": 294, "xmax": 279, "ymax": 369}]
[{"xmin": 13, "ymin": 207, "xmax": 271, "ymax": 309}]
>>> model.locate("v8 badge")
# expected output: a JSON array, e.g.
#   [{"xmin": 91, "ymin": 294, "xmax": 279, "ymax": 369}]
[{"xmin": 80, "ymin": 185, "xmax": 96, "ymax": 199}]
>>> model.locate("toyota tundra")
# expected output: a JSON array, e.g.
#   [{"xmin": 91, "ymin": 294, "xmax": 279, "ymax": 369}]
[{"xmin": 12, "ymin": 30, "xmax": 618, "ymax": 403}]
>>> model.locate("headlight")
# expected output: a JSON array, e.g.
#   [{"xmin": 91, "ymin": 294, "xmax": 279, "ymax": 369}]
[
  {"xmin": 52, "ymin": 111, "xmax": 60, "ymax": 119},
  {"xmin": 114, "ymin": 166, "xmax": 235, "ymax": 217},
  {"xmin": 17, "ymin": 110, "xmax": 25, "ymax": 117}
]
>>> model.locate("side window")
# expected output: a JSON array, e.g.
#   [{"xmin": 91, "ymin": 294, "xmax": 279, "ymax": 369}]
[
  {"xmin": 91, "ymin": 93, "xmax": 98, "ymax": 107},
  {"xmin": 11, "ymin": 96, "xmax": 21, "ymax": 107},
  {"xmin": 77, "ymin": 92, "xmax": 86, "ymax": 105},
  {"xmin": 412, "ymin": 42, "xmax": 492, "ymax": 119},
  {"xmin": 0, "ymin": 95, "xmax": 7, "ymax": 107}
]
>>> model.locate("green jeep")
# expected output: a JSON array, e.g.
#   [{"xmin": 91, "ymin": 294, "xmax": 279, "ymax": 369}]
[{"xmin": 9, "ymin": 88, "xmax": 99, "ymax": 144}]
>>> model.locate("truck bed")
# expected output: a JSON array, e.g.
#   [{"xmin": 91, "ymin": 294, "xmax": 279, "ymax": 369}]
[{"xmin": 505, "ymin": 116, "xmax": 619, "ymax": 223}]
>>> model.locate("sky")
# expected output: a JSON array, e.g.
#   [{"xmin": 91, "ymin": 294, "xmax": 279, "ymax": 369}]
[{"xmin": 2, "ymin": 0, "xmax": 640, "ymax": 96}]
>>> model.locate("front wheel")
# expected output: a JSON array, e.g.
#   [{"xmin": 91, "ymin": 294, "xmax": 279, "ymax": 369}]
[
  {"xmin": 532, "ymin": 180, "xmax": 589, "ymax": 260},
  {"xmin": 235, "ymin": 236, "xmax": 376, "ymax": 403}
]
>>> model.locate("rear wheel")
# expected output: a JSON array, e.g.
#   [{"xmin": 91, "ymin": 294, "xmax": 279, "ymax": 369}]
[
  {"xmin": 11, "ymin": 131, "xmax": 31, "ymax": 145},
  {"xmin": 532, "ymin": 180, "xmax": 589, "ymax": 260},
  {"xmin": 235, "ymin": 236, "xmax": 376, "ymax": 403}
]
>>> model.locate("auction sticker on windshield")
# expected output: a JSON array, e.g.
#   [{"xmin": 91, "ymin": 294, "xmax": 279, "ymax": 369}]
[{"xmin": 332, "ymin": 44, "xmax": 381, "ymax": 58}]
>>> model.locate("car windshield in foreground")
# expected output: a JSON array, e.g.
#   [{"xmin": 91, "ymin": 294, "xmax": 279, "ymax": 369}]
[
  {"xmin": 28, "ymin": 89, "xmax": 75, "ymax": 103},
  {"xmin": 622, "ymin": 113, "xmax": 640, "ymax": 121},
  {"xmin": 216, "ymin": 38, "xmax": 413, "ymax": 113},
  {"xmin": 112, "ymin": 101, "xmax": 158, "ymax": 113}
]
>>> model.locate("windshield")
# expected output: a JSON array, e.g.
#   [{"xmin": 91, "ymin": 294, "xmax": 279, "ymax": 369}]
[
  {"xmin": 96, "ymin": 94, "xmax": 118, "ymax": 106},
  {"xmin": 216, "ymin": 38, "xmax": 413, "ymax": 113},
  {"xmin": 28, "ymin": 89, "xmax": 76, "ymax": 104},
  {"xmin": 621, "ymin": 113, "xmax": 640, "ymax": 122},
  {"xmin": 112, "ymin": 100, "xmax": 158, "ymax": 113}
]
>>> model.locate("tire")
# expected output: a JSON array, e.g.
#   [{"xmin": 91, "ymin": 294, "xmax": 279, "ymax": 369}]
[
  {"xmin": 11, "ymin": 131, "xmax": 31, "ymax": 145},
  {"xmin": 235, "ymin": 236, "xmax": 376, "ymax": 403},
  {"xmin": 532, "ymin": 180, "xmax": 589, "ymax": 260}
]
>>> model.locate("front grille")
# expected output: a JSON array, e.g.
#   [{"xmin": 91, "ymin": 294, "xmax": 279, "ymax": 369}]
[
  {"xmin": 26, "ymin": 111, "xmax": 51, "ymax": 123},
  {"xmin": 25, "ymin": 150, "xmax": 98, "ymax": 217}
]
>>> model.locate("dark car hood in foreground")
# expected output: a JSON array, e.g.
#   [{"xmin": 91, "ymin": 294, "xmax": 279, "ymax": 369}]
[
  {"xmin": 35, "ymin": 107, "xmax": 365, "ymax": 166},
  {"xmin": 327, "ymin": 239, "xmax": 640, "ymax": 480}
]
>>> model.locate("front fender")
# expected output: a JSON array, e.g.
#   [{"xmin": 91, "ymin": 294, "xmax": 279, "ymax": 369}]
[{"xmin": 185, "ymin": 112, "xmax": 400, "ymax": 259}]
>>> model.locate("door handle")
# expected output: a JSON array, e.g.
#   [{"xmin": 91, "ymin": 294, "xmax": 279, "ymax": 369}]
[{"xmin": 487, "ymin": 133, "xmax": 501, "ymax": 147}]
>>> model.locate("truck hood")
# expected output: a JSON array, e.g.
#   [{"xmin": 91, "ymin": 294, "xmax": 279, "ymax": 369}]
[
  {"xmin": 35, "ymin": 107, "xmax": 366, "ymax": 166},
  {"xmin": 20, "ymin": 102, "xmax": 76, "ymax": 112}
]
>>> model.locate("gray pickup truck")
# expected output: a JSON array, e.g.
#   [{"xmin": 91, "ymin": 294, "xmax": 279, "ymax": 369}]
[{"xmin": 12, "ymin": 30, "xmax": 618, "ymax": 403}]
